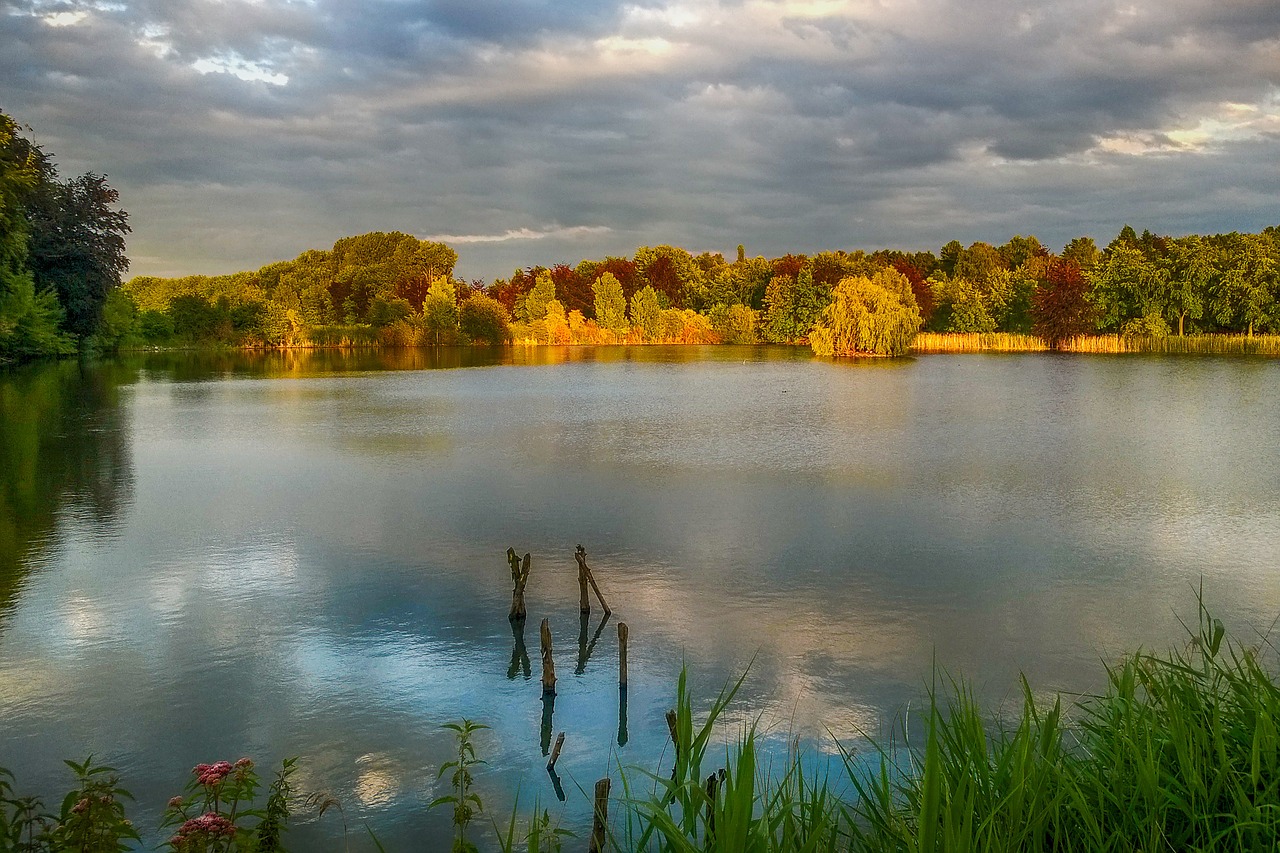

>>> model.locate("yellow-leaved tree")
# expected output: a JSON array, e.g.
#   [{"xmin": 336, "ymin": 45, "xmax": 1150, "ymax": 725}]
[{"xmin": 810, "ymin": 267, "xmax": 921, "ymax": 357}]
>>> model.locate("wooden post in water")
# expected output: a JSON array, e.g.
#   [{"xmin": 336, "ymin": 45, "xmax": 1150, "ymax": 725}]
[
  {"xmin": 705, "ymin": 770, "xmax": 724, "ymax": 842},
  {"xmin": 588, "ymin": 777, "xmax": 611, "ymax": 853},
  {"xmin": 574, "ymin": 545, "xmax": 611, "ymax": 615},
  {"xmin": 547, "ymin": 732, "xmax": 565, "ymax": 771},
  {"xmin": 618, "ymin": 622, "xmax": 628, "ymax": 687},
  {"xmin": 508, "ymin": 550, "xmax": 531, "ymax": 621},
  {"xmin": 540, "ymin": 618, "xmax": 556, "ymax": 695},
  {"xmin": 578, "ymin": 552, "xmax": 590, "ymax": 614}
]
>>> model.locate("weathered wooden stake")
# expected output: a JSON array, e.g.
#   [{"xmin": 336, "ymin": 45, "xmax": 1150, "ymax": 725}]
[
  {"xmin": 705, "ymin": 770, "xmax": 724, "ymax": 842},
  {"xmin": 508, "ymin": 550, "xmax": 531, "ymax": 621},
  {"xmin": 588, "ymin": 777, "xmax": 611, "ymax": 853},
  {"xmin": 547, "ymin": 732, "xmax": 565, "ymax": 770},
  {"xmin": 540, "ymin": 618, "xmax": 556, "ymax": 695},
  {"xmin": 578, "ymin": 553, "xmax": 590, "ymax": 613},
  {"xmin": 574, "ymin": 545, "xmax": 611, "ymax": 615},
  {"xmin": 618, "ymin": 622, "xmax": 629, "ymax": 687}
]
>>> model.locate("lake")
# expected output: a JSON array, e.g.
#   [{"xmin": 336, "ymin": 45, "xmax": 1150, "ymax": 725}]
[{"xmin": 2, "ymin": 346, "xmax": 1278, "ymax": 849}]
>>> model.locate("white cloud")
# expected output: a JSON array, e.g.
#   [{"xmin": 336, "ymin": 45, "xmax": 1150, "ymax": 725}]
[{"xmin": 422, "ymin": 226, "xmax": 613, "ymax": 244}]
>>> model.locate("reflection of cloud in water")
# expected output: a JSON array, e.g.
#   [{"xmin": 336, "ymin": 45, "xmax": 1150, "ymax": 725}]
[
  {"xmin": 354, "ymin": 753, "xmax": 402, "ymax": 808},
  {"xmin": 58, "ymin": 595, "xmax": 111, "ymax": 649}
]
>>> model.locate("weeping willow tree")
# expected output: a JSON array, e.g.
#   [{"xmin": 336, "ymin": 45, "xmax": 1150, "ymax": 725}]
[{"xmin": 810, "ymin": 267, "xmax": 922, "ymax": 357}]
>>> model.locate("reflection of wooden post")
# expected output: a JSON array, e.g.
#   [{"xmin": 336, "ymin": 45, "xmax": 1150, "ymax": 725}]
[
  {"xmin": 547, "ymin": 732, "xmax": 565, "ymax": 770},
  {"xmin": 508, "ymin": 550, "xmax": 531, "ymax": 621},
  {"xmin": 617, "ymin": 685, "xmax": 628, "ymax": 748},
  {"xmin": 540, "ymin": 619, "xmax": 556, "ymax": 695},
  {"xmin": 508, "ymin": 617, "xmax": 531, "ymax": 680},
  {"xmin": 574, "ymin": 545, "xmax": 611, "ymax": 615},
  {"xmin": 546, "ymin": 765, "xmax": 566, "ymax": 802},
  {"xmin": 577, "ymin": 612, "xmax": 610, "ymax": 675},
  {"xmin": 540, "ymin": 692, "xmax": 555, "ymax": 756},
  {"xmin": 588, "ymin": 777, "xmax": 611, "ymax": 853},
  {"xmin": 618, "ymin": 622, "xmax": 628, "ymax": 687}
]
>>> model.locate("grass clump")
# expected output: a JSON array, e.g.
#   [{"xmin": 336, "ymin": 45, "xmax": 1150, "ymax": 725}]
[
  {"xmin": 613, "ymin": 597, "xmax": 1280, "ymax": 851},
  {"xmin": 845, "ymin": 598, "xmax": 1280, "ymax": 852}
]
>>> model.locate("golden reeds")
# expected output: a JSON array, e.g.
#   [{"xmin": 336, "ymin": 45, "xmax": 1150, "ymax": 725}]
[{"xmin": 912, "ymin": 333, "xmax": 1280, "ymax": 356}]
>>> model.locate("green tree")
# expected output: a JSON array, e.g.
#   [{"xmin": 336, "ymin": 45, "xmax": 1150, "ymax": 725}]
[
  {"xmin": 629, "ymin": 284, "xmax": 661, "ymax": 341},
  {"xmin": 27, "ymin": 171, "xmax": 131, "ymax": 340},
  {"xmin": 459, "ymin": 293, "xmax": 510, "ymax": 344},
  {"xmin": 592, "ymin": 272, "xmax": 627, "ymax": 336},
  {"xmin": 523, "ymin": 271, "xmax": 556, "ymax": 323},
  {"xmin": 1212, "ymin": 233, "xmax": 1277, "ymax": 336},
  {"xmin": 0, "ymin": 111, "xmax": 75, "ymax": 362},
  {"xmin": 1165, "ymin": 236, "xmax": 1211, "ymax": 335},
  {"xmin": 929, "ymin": 276, "xmax": 995, "ymax": 332},
  {"xmin": 810, "ymin": 270, "xmax": 921, "ymax": 357},
  {"xmin": 422, "ymin": 275, "xmax": 459, "ymax": 345},
  {"xmin": 762, "ymin": 274, "xmax": 796, "ymax": 342}
]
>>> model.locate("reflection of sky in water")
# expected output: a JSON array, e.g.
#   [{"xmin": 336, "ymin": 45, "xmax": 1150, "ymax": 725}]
[{"xmin": 1, "ymin": 350, "xmax": 1278, "ymax": 849}]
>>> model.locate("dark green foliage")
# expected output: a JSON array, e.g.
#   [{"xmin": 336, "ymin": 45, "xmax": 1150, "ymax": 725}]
[
  {"xmin": 1, "ymin": 110, "xmax": 129, "ymax": 362},
  {"xmin": 26, "ymin": 173, "xmax": 131, "ymax": 340},
  {"xmin": 459, "ymin": 293, "xmax": 511, "ymax": 344}
]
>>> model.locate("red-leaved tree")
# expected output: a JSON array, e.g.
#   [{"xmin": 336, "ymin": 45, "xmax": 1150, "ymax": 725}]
[{"xmin": 1031, "ymin": 258, "xmax": 1096, "ymax": 349}]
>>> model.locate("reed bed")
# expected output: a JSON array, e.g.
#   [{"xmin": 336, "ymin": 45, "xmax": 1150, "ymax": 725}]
[
  {"xmin": 912, "ymin": 332, "xmax": 1280, "ymax": 356},
  {"xmin": 911, "ymin": 333, "xmax": 1048, "ymax": 353}
]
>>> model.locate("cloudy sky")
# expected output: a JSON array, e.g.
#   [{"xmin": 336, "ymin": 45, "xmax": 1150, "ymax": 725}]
[{"xmin": 3, "ymin": 0, "xmax": 1279, "ymax": 283}]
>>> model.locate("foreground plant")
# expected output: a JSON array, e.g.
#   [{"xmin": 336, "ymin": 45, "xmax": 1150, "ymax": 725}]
[
  {"xmin": 162, "ymin": 757, "xmax": 298, "ymax": 852},
  {"xmin": 844, "ymin": 595, "xmax": 1280, "ymax": 852},
  {"xmin": 431, "ymin": 719, "xmax": 489, "ymax": 853},
  {"xmin": 0, "ymin": 756, "xmax": 138, "ymax": 853}
]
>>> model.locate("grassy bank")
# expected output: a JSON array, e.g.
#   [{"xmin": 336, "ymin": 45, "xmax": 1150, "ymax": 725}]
[
  {"xmin": 912, "ymin": 332, "xmax": 1280, "ymax": 355},
  {"xmin": 5, "ymin": 601, "xmax": 1279, "ymax": 850}
]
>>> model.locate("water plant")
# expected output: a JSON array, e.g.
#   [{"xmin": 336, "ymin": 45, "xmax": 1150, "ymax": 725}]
[{"xmin": 430, "ymin": 719, "xmax": 489, "ymax": 853}]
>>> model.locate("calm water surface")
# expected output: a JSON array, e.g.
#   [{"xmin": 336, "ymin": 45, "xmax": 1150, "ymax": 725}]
[{"xmin": 2, "ymin": 346, "xmax": 1278, "ymax": 848}]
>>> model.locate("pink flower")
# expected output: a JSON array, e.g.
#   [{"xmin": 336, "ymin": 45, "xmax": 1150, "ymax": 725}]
[
  {"xmin": 176, "ymin": 811, "xmax": 236, "ymax": 839},
  {"xmin": 234, "ymin": 757, "xmax": 253, "ymax": 769},
  {"xmin": 70, "ymin": 797, "xmax": 90, "ymax": 814},
  {"xmin": 193, "ymin": 761, "xmax": 233, "ymax": 787},
  {"xmin": 167, "ymin": 796, "xmax": 184, "ymax": 809}
]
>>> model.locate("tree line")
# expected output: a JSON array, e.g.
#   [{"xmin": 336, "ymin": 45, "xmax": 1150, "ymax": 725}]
[
  {"xmin": 115, "ymin": 226, "xmax": 1280, "ymax": 357},
  {"xmin": 1, "ymin": 111, "xmax": 131, "ymax": 365}
]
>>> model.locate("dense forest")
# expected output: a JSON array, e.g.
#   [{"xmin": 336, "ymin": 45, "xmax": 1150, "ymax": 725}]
[
  {"xmin": 0, "ymin": 112, "xmax": 131, "ymax": 366},
  {"xmin": 5, "ymin": 109, "xmax": 1280, "ymax": 365}
]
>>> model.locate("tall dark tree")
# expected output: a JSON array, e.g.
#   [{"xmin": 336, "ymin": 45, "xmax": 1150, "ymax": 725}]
[
  {"xmin": 27, "ymin": 171, "xmax": 130, "ymax": 339},
  {"xmin": 1032, "ymin": 259, "xmax": 1095, "ymax": 349}
]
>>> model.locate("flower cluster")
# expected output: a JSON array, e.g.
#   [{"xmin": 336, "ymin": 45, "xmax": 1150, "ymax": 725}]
[
  {"xmin": 169, "ymin": 811, "xmax": 237, "ymax": 847},
  {"xmin": 193, "ymin": 762, "xmax": 233, "ymax": 787}
]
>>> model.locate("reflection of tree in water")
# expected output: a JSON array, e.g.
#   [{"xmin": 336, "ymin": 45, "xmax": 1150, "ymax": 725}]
[{"xmin": 0, "ymin": 360, "xmax": 133, "ymax": 616}]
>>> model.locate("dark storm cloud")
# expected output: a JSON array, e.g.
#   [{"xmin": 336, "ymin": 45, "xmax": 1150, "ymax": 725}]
[{"xmin": 1, "ymin": 0, "xmax": 1277, "ymax": 282}]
